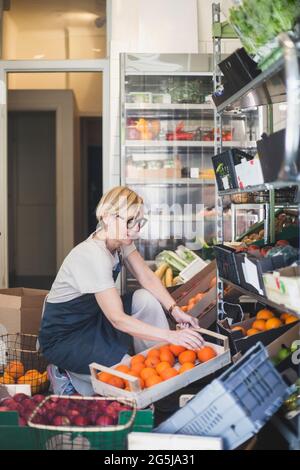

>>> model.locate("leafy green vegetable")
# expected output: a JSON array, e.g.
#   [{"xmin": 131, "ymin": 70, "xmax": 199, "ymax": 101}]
[{"xmin": 229, "ymin": 0, "xmax": 300, "ymax": 57}]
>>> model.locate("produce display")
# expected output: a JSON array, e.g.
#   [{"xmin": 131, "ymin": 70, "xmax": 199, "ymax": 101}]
[
  {"xmin": 0, "ymin": 394, "xmax": 133, "ymax": 428},
  {"xmin": 230, "ymin": 308, "xmax": 298, "ymax": 338},
  {"xmin": 154, "ymin": 246, "xmax": 200, "ymax": 286},
  {"xmin": 229, "ymin": 0, "xmax": 300, "ymax": 66},
  {"xmin": 28, "ymin": 397, "xmax": 133, "ymax": 427},
  {"xmin": 239, "ymin": 210, "xmax": 298, "ymax": 244},
  {"xmin": 180, "ymin": 276, "xmax": 217, "ymax": 311},
  {"xmin": 234, "ymin": 240, "xmax": 298, "ymax": 265},
  {"xmin": 271, "ymin": 340, "xmax": 300, "ymax": 366},
  {"xmin": 0, "ymin": 393, "xmax": 45, "ymax": 426},
  {"xmin": 0, "ymin": 360, "xmax": 48, "ymax": 394},
  {"xmin": 97, "ymin": 343, "xmax": 218, "ymax": 390},
  {"xmin": 284, "ymin": 379, "xmax": 300, "ymax": 415}
]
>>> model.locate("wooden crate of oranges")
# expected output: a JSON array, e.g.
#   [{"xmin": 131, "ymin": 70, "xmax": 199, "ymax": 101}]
[{"xmin": 90, "ymin": 328, "xmax": 231, "ymax": 409}]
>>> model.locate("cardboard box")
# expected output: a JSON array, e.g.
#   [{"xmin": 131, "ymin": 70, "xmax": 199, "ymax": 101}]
[
  {"xmin": 218, "ymin": 315, "xmax": 299, "ymax": 356},
  {"xmin": 0, "ymin": 288, "xmax": 48, "ymax": 336},
  {"xmin": 90, "ymin": 328, "xmax": 231, "ymax": 409},
  {"xmin": 263, "ymin": 266, "xmax": 300, "ymax": 313},
  {"xmin": 235, "ymin": 158, "xmax": 264, "ymax": 189}
]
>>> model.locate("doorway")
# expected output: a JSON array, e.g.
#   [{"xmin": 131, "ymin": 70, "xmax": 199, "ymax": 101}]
[
  {"xmin": 8, "ymin": 111, "xmax": 56, "ymax": 289},
  {"xmin": 0, "ymin": 61, "xmax": 109, "ymax": 289},
  {"xmin": 80, "ymin": 117, "xmax": 103, "ymax": 236}
]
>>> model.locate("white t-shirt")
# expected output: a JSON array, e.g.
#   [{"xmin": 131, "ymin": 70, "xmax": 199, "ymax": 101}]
[{"xmin": 47, "ymin": 235, "xmax": 136, "ymax": 303}]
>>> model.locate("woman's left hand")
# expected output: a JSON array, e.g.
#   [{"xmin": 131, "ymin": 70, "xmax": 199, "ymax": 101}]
[{"xmin": 170, "ymin": 306, "xmax": 199, "ymax": 328}]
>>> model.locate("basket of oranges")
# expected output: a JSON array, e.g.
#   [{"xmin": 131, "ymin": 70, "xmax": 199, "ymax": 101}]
[
  {"xmin": 90, "ymin": 328, "xmax": 231, "ymax": 409},
  {"xmin": 0, "ymin": 333, "xmax": 49, "ymax": 394}
]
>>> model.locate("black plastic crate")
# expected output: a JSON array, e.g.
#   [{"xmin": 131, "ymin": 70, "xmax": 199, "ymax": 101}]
[
  {"xmin": 218, "ymin": 48, "xmax": 261, "ymax": 90},
  {"xmin": 212, "ymin": 149, "xmax": 254, "ymax": 191},
  {"xmin": 213, "ymin": 245, "xmax": 240, "ymax": 285},
  {"xmin": 235, "ymin": 251, "xmax": 297, "ymax": 296}
]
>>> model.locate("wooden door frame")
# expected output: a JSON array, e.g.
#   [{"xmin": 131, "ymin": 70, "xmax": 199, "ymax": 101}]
[{"xmin": 0, "ymin": 59, "xmax": 110, "ymax": 288}]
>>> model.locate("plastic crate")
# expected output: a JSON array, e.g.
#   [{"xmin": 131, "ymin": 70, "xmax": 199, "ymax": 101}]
[
  {"xmin": 213, "ymin": 245, "xmax": 240, "ymax": 285},
  {"xmin": 154, "ymin": 343, "xmax": 293, "ymax": 450},
  {"xmin": 0, "ymin": 334, "xmax": 49, "ymax": 394},
  {"xmin": 212, "ymin": 149, "xmax": 254, "ymax": 191},
  {"xmin": 28, "ymin": 395, "xmax": 138, "ymax": 450}
]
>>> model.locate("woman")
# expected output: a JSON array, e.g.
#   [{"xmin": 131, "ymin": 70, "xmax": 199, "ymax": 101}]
[{"xmin": 39, "ymin": 186, "xmax": 203, "ymax": 395}]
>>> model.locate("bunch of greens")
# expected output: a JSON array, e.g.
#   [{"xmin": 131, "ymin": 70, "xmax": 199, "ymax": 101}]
[{"xmin": 229, "ymin": 0, "xmax": 300, "ymax": 57}]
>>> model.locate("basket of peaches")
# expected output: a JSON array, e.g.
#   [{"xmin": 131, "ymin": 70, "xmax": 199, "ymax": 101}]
[
  {"xmin": 0, "ymin": 334, "xmax": 49, "ymax": 394},
  {"xmin": 90, "ymin": 328, "xmax": 231, "ymax": 409}
]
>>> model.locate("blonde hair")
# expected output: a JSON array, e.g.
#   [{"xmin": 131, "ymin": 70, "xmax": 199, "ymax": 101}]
[{"xmin": 96, "ymin": 186, "xmax": 143, "ymax": 228}]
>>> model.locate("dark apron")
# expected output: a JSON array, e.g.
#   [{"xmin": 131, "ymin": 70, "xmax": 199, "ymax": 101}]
[{"xmin": 38, "ymin": 258, "xmax": 134, "ymax": 374}]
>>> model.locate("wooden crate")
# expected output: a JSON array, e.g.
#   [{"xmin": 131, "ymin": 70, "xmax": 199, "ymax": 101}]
[{"xmin": 90, "ymin": 328, "xmax": 231, "ymax": 409}]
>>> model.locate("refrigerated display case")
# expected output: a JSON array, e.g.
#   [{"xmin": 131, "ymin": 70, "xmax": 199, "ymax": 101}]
[{"xmin": 120, "ymin": 53, "xmax": 260, "ymax": 291}]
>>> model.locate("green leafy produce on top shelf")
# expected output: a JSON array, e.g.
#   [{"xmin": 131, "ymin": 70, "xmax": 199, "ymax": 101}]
[{"xmin": 229, "ymin": 0, "xmax": 300, "ymax": 57}]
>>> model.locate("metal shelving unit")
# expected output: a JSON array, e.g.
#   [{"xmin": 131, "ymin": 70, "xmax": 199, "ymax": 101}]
[{"xmin": 212, "ymin": 2, "xmax": 300, "ymax": 449}]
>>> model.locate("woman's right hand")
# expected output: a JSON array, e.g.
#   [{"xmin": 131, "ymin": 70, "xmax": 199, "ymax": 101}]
[{"xmin": 167, "ymin": 328, "xmax": 204, "ymax": 350}]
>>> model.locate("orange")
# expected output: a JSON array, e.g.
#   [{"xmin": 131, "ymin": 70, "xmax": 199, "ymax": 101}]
[
  {"xmin": 159, "ymin": 346, "xmax": 171, "ymax": 355},
  {"xmin": 256, "ymin": 309, "xmax": 274, "ymax": 321},
  {"xmin": 144, "ymin": 356, "xmax": 161, "ymax": 368},
  {"xmin": 107, "ymin": 375, "xmax": 125, "ymax": 389},
  {"xmin": 160, "ymin": 367, "xmax": 179, "ymax": 381},
  {"xmin": 131, "ymin": 362, "xmax": 145, "ymax": 375},
  {"xmin": 169, "ymin": 344, "xmax": 186, "ymax": 357},
  {"xmin": 187, "ymin": 302, "xmax": 195, "ymax": 311},
  {"xmin": 140, "ymin": 367, "xmax": 158, "ymax": 381},
  {"xmin": 285, "ymin": 315, "xmax": 298, "ymax": 325},
  {"xmin": 178, "ymin": 350, "xmax": 196, "ymax": 365},
  {"xmin": 179, "ymin": 362, "xmax": 195, "ymax": 374},
  {"xmin": 130, "ymin": 354, "xmax": 145, "ymax": 367},
  {"xmin": 97, "ymin": 371, "xmax": 113, "ymax": 383},
  {"xmin": 265, "ymin": 318, "xmax": 283, "ymax": 330},
  {"xmin": 39, "ymin": 371, "xmax": 48, "ymax": 384},
  {"xmin": 188, "ymin": 297, "xmax": 196, "ymax": 305},
  {"xmin": 5, "ymin": 361, "xmax": 24, "ymax": 380},
  {"xmin": 147, "ymin": 349, "xmax": 160, "ymax": 358},
  {"xmin": 181, "ymin": 306, "xmax": 188, "ymax": 312},
  {"xmin": 280, "ymin": 312, "xmax": 290, "ymax": 322},
  {"xmin": 156, "ymin": 361, "xmax": 172, "ymax": 376},
  {"xmin": 145, "ymin": 375, "xmax": 163, "ymax": 388},
  {"xmin": 252, "ymin": 320, "xmax": 267, "ymax": 331},
  {"xmin": 195, "ymin": 292, "xmax": 204, "ymax": 302},
  {"xmin": 246, "ymin": 328, "xmax": 260, "ymax": 336},
  {"xmin": 0, "ymin": 373, "xmax": 15, "ymax": 384},
  {"xmin": 159, "ymin": 350, "xmax": 175, "ymax": 367},
  {"xmin": 115, "ymin": 364, "xmax": 131, "ymax": 374},
  {"xmin": 125, "ymin": 371, "xmax": 145, "ymax": 390},
  {"xmin": 197, "ymin": 346, "xmax": 217, "ymax": 363},
  {"xmin": 231, "ymin": 326, "xmax": 246, "ymax": 336}
]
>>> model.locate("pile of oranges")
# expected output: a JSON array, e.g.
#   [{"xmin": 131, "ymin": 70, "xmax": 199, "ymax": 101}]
[
  {"xmin": 180, "ymin": 277, "xmax": 217, "ymax": 312},
  {"xmin": 97, "ymin": 344, "xmax": 217, "ymax": 391},
  {"xmin": 231, "ymin": 308, "xmax": 298, "ymax": 337},
  {"xmin": 0, "ymin": 361, "xmax": 48, "ymax": 393}
]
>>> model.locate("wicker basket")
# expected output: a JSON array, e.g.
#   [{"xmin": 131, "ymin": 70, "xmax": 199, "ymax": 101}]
[
  {"xmin": 28, "ymin": 395, "xmax": 137, "ymax": 450},
  {"xmin": 0, "ymin": 333, "xmax": 49, "ymax": 394}
]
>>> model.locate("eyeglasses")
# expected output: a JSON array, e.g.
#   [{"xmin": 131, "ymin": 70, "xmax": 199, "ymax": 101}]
[{"xmin": 116, "ymin": 214, "xmax": 148, "ymax": 230}]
